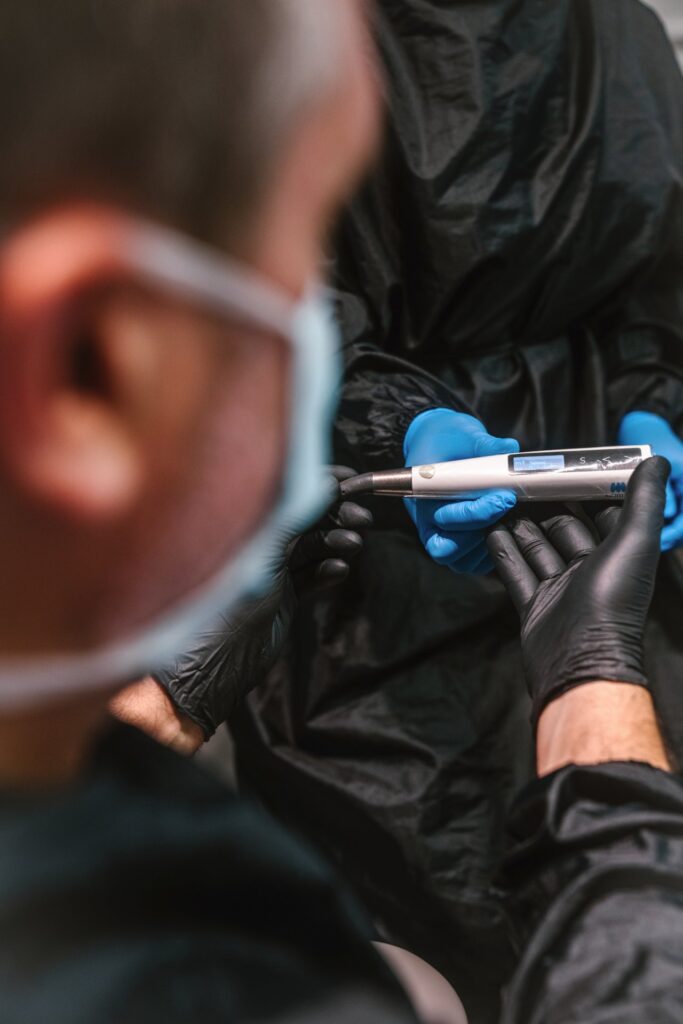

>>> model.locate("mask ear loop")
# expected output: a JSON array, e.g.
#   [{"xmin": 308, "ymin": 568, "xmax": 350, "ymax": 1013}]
[
  {"xmin": 125, "ymin": 218, "xmax": 339, "ymax": 529},
  {"xmin": 125, "ymin": 216, "xmax": 312, "ymax": 530},
  {"xmin": 123, "ymin": 221, "xmax": 296, "ymax": 340}
]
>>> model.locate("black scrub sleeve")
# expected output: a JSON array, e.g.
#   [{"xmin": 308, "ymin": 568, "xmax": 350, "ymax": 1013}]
[
  {"xmin": 604, "ymin": 323, "xmax": 683, "ymax": 436},
  {"xmin": 598, "ymin": 258, "xmax": 683, "ymax": 437},
  {"xmin": 154, "ymin": 576, "xmax": 295, "ymax": 740},
  {"xmin": 500, "ymin": 762, "xmax": 683, "ymax": 1023},
  {"xmin": 594, "ymin": 11, "xmax": 683, "ymax": 438},
  {"xmin": 332, "ymin": 288, "xmax": 475, "ymax": 477}
]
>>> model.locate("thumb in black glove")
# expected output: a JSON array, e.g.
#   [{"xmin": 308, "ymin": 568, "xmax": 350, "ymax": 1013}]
[
  {"xmin": 154, "ymin": 466, "xmax": 372, "ymax": 739},
  {"xmin": 487, "ymin": 457, "xmax": 670, "ymax": 726},
  {"xmin": 287, "ymin": 466, "xmax": 372, "ymax": 594}
]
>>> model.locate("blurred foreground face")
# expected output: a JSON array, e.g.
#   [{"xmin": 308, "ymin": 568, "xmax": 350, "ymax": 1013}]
[{"xmin": 0, "ymin": 0, "xmax": 380, "ymax": 669}]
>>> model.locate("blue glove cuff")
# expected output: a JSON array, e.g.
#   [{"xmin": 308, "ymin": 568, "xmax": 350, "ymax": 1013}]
[{"xmin": 619, "ymin": 411, "xmax": 678, "ymax": 446}]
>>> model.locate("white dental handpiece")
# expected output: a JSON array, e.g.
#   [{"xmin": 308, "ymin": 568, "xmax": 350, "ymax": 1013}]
[{"xmin": 339, "ymin": 446, "xmax": 653, "ymax": 502}]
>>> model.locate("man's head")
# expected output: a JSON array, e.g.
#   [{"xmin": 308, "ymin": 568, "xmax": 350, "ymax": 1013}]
[{"xmin": 0, "ymin": 1, "xmax": 380, "ymax": 682}]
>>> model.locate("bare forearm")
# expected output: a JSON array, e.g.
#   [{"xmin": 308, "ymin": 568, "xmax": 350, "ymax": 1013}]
[
  {"xmin": 536, "ymin": 682, "xmax": 671, "ymax": 778},
  {"xmin": 109, "ymin": 677, "xmax": 205, "ymax": 756}
]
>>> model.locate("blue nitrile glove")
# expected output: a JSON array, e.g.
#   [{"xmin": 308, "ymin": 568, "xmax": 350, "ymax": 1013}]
[
  {"xmin": 403, "ymin": 408, "xmax": 520, "ymax": 574},
  {"xmin": 618, "ymin": 411, "xmax": 683, "ymax": 552}
]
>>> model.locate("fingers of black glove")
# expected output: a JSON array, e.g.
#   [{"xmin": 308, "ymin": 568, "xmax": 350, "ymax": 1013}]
[
  {"xmin": 619, "ymin": 456, "xmax": 671, "ymax": 539},
  {"xmin": 507, "ymin": 517, "xmax": 567, "ymax": 579},
  {"xmin": 324, "ymin": 528, "xmax": 364, "ymax": 559},
  {"xmin": 594, "ymin": 505, "xmax": 623, "ymax": 539},
  {"xmin": 521, "ymin": 501, "xmax": 572, "ymax": 526},
  {"xmin": 579, "ymin": 459, "xmax": 669, "ymax": 547},
  {"xmin": 315, "ymin": 558, "xmax": 351, "ymax": 590},
  {"xmin": 290, "ymin": 528, "xmax": 363, "ymax": 588},
  {"xmin": 288, "ymin": 528, "xmax": 330, "ymax": 575},
  {"xmin": 537, "ymin": 514, "xmax": 596, "ymax": 564},
  {"xmin": 328, "ymin": 466, "xmax": 360, "ymax": 483},
  {"xmin": 334, "ymin": 501, "xmax": 373, "ymax": 531},
  {"xmin": 294, "ymin": 557, "xmax": 350, "ymax": 596},
  {"xmin": 487, "ymin": 522, "xmax": 539, "ymax": 616}
]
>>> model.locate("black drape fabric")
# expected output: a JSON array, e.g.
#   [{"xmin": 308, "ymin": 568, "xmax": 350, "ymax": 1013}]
[
  {"xmin": 0, "ymin": 723, "xmax": 416, "ymax": 1024},
  {"xmin": 233, "ymin": 542, "xmax": 531, "ymax": 1024},
  {"xmin": 501, "ymin": 762, "xmax": 683, "ymax": 1023},
  {"xmin": 232, "ymin": 4, "xmax": 683, "ymax": 1022},
  {"xmin": 6, "ymin": 722, "xmax": 683, "ymax": 1022},
  {"xmin": 334, "ymin": 0, "xmax": 683, "ymax": 482}
]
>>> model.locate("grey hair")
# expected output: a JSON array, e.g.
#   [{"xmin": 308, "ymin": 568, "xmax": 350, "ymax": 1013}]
[
  {"xmin": 266, "ymin": 1, "xmax": 348, "ymax": 120},
  {"xmin": 0, "ymin": 0, "xmax": 351, "ymax": 248},
  {"xmin": 251, "ymin": 1, "xmax": 350, "ymax": 176}
]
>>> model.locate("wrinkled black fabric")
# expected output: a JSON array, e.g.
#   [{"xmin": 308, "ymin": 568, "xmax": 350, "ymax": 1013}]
[
  {"xmin": 0, "ymin": 722, "xmax": 416, "ymax": 1024},
  {"xmin": 231, "ymin": 4, "xmax": 683, "ymax": 1022},
  {"xmin": 501, "ymin": 762, "xmax": 683, "ymax": 1023},
  {"xmin": 7, "ymin": 725, "xmax": 683, "ymax": 1023},
  {"xmin": 233, "ymin": 539, "xmax": 530, "ymax": 1022},
  {"xmin": 156, "ymin": 474, "xmax": 372, "ymax": 739},
  {"xmin": 155, "ymin": 574, "xmax": 296, "ymax": 739},
  {"xmin": 334, "ymin": 0, "xmax": 683, "ymax": 479}
]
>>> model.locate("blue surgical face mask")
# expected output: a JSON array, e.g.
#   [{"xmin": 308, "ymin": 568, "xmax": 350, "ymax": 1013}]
[{"xmin": 0, "ymin": 220, "xmax": 340, "ymax": 709}]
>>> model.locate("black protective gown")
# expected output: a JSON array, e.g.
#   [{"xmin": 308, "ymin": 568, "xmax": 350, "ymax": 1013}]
[
  {"xmin": 0, "ymin": 723, "xmax": 416, "ymax": 1024},
  {"xmin": 231, "ymin": 3, "xmax": 683, "ymax": 1022},
  {"xmin": 5, "ymin": 724, "xmax": 683, "ymax": 1022}
]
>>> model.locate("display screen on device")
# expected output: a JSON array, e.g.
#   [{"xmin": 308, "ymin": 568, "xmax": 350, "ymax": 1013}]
[
  {"xmin": 513, "ymin": 454, "xmax": 566, "ymax": 473},
  {"xmin": 509, "ymin": 447, "xmax": 644, "ymax": 475}
]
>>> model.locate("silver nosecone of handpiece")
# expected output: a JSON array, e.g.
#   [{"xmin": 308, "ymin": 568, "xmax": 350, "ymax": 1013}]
[{"xmin": 340, "ymin": 469, "xmax": 414, "ymax": 498}]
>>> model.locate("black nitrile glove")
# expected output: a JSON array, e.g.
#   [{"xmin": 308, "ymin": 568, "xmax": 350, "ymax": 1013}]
[
  {"xmin": 155, "ymin": 467, "xmax": 372, "ymax": 739},
  {"xmin": 487, "ymin": 457, "xmax": 671, "ymax": 725},
  {"xmin": 288, "ymin": 466, "xmax": 372, "ymax": 593}
]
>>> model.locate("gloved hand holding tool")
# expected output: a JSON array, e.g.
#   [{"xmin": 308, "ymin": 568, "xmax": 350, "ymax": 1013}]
[
  {"xmin": 619, "ymin": 411, "xmax": 683, "ymax": 552},
  {"xmin": 403, "ymin": 408, "xmax": 520, "ymax": 575},
  {"xmin": 487, "ymin": 457, "xmax": 670, "ymax": 725},
  {"xmin": 153, "ymin": 466, "xmax": 372, "ymax": 740}
]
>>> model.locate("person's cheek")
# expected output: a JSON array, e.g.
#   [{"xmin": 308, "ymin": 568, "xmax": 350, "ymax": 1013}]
[
  {"xmin": 107, "ymin": 332, "xmax": 290, "ymax": 634},
  {"xmin": 178, "ymin": 334, "xmax": 290, "ymax": 577}
]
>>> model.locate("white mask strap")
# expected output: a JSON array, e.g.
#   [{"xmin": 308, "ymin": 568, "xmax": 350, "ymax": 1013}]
[{"xmin": 124, "ymin": 221, "xmax": 297, "ymax": 340}]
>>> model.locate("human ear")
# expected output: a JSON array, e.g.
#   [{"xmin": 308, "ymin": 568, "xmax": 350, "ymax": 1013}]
[{"xmin": 0, "ymin": 208, "xmax": 150, "ymax": 524}]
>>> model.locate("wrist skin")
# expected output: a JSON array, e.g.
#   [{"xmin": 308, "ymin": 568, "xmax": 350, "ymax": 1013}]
[
  {"xmin": 536, "ymin": 682, "xmax": 671, "ymax": 778},
  {"xmin": 109, "ymin": 677, "xmax": 205, "ymax": 756}
]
